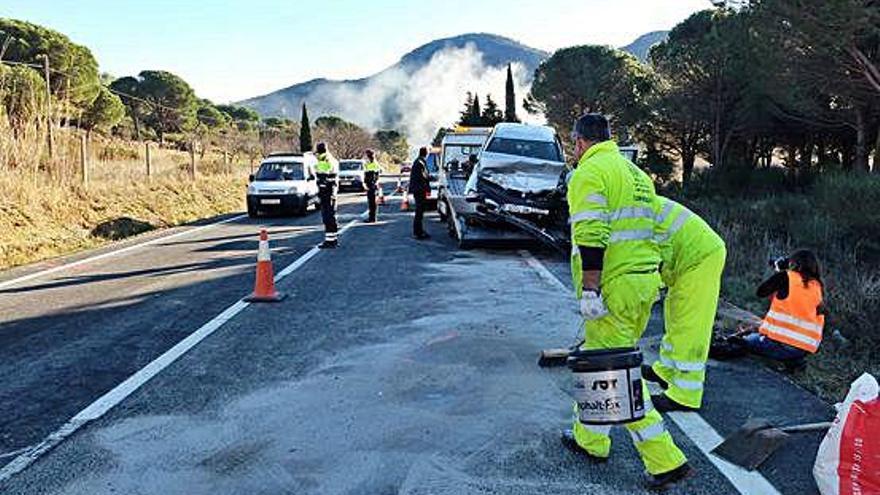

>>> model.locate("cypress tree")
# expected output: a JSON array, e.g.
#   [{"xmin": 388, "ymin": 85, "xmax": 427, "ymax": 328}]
[
  {"xmin": 471, "ymin": 94, "xmax": 482, "ymax": 125},
  {"xmin": 504, "ymin": 64, "xmax": 519, "ymax": 123},
  {"xmin": 458, "ymin": 92, "xmax": 474, "ymax": 125},
  {"xmin": 299, "ymin": 103, "xmax": 312, "ymax": 152}
]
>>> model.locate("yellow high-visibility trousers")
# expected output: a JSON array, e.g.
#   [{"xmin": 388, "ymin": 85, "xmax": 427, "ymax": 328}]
[
  {"xmin": 652, "ymin": 247, "xmax": 726, "ymax": 408},
  {"xmin": 571, "ymin": 272, "xmax": 688, "ymax": 476}
]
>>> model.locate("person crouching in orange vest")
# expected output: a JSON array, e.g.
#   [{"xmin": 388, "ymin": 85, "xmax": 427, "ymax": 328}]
[{"xmin": 712, "ymin": 249, "xmax": 826, "ymax": 369}]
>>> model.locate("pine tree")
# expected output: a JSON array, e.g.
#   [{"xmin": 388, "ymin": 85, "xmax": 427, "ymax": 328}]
[
  {"xmin": 299, "ymin": 103, "xmax": 312, "ymax": 152},
  {"xmin": 458, "ymin": 92, "xmax": 474, "ymax": 125},
  {"xmin": 470, "ymin": 94, "xmax": 482, "ymax": 125},
  {"xmin": 482, "ymin": 94, "xmax": 503, "ymax": 126},
  {"xmin": 504, "ymin": 64, "xmax": 520, "ymax": 123}
]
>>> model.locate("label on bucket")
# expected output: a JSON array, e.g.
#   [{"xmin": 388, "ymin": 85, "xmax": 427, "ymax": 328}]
[{"xmin": 573, "ymin": 368, "xmax": 645, "ymax": 425}]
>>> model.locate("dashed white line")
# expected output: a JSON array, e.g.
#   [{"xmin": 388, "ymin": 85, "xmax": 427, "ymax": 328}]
[
  {"xmin": 521, "ymin": 250, "xmax": 783, "ymax": 495},
  {"xmin": 0, "ymin": 209, "xmax": 372, "ymax": 483}
]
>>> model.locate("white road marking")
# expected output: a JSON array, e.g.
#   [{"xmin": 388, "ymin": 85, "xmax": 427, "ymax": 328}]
[
  {"xmin": 522, "ymin": 252, "xmax": 783, "ymax": 495},
  {"xmin": 0, "ymin": 214, "xmax": 248, "ymax": 291},
  {"xmin": 0, "ymin": 208, "xmax": 373, "ymax": 483}
]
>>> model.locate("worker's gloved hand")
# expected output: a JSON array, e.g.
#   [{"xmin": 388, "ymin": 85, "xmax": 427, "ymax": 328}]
[{"xmin": 579, "ymin": 290, "xmax": 609, "ymax": 320}]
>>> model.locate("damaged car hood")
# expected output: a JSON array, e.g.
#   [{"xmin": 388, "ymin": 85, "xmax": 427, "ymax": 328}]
[{"xmin": 468, "ymin": 152, "xmax": 566, "ymax": 193}]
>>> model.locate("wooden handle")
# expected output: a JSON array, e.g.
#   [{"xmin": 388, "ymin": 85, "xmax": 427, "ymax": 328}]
[{"xmin": 780, "ymin": 422, "xmax": 833, "ymax": 433}]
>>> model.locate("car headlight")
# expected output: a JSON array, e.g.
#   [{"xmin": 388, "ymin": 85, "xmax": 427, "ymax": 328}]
[
  {"xmin": 247, "ymin": 185, "xmax": 257, "ymax": 194},
  {"xmin": 286, "ymin": 186, "xmax": 298, "ymax": 194}
]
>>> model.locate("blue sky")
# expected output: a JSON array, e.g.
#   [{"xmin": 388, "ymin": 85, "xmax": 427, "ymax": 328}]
[{"xmin": 1, "ymin": 1, "xmax": 709, "ymax": 103}]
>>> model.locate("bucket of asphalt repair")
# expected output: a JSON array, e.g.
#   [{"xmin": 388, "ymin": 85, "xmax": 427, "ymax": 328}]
[{"xmin": 567, "ymin": 347, "xmax": 645, "ymax": 425}]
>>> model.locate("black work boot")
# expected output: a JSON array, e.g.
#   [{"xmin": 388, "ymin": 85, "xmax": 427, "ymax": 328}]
[
  {"xmin": 318, "ymin": 240, "xmax": 338, "ymax": 249},
  {"xmin": 642, "ymin": 364, "xmax": 669, "ymax": 389},
  {"xmin": 651, "ymin": 393, "xmax": 700, "ymax": 413},
  {"xmin": 560, "ymin": 429, "xmax": 608, "ymax": 464},
  {"xmin": 647, "ymin": 462, "xmax": 694, "ymax": 490}
]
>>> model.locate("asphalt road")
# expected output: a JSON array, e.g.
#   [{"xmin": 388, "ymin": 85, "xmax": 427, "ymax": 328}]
[{"xmin": 0, "ymin": 187, "xmax": 832, "ymax": 494}]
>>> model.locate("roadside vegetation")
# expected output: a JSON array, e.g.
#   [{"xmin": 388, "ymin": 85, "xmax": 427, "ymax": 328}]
[
  {"xmin": 0, "ymin": 18, "xmax": 409, "ymax": 270},
  {"xmin": 522, "ymin": 1, "xmax": 880, "ymax": 401}
]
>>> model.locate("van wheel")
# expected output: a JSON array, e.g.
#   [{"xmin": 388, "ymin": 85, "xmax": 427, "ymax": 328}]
[{"xmin": 247, "ymin": 204, "xmax": 258, "ymax": 218}]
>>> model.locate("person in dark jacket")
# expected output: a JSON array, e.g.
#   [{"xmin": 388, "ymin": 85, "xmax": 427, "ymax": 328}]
[{"xmin": 408, "ymin": 147, "xmax": 431, "ymax": 240}]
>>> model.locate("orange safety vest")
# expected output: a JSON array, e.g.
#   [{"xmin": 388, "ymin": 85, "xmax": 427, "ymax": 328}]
[{"xmin": 759, "ymin": 271, "xmax": 825, "ymax": 353}]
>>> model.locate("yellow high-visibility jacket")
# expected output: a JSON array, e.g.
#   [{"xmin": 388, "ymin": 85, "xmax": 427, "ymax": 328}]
[{"xmin": 653, "ymin": 196, "xmax": 725, "ymax": 286}]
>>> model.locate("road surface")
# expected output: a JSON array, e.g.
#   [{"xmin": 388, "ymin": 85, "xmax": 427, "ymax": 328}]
[{"xmin": 0, "ymin": 186, "xmax": 832, "ymax": 494}]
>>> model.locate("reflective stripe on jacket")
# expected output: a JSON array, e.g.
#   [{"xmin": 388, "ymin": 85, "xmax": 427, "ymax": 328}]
[
  {"xmin": 653, "ymin": 196, "xmax": 725, "ymax": 285},
  {"xmin": 759, "ymin": 271, "xmax": 824, "ymax": 353},
  {"xmin": 567, "ymin": 140, "xmax": 660, "ymax": 297}
]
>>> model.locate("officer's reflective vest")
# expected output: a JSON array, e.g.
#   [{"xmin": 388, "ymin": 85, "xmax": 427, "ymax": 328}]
[
  {"xmin": 364, "ymin": 160, "xmax": 380, "ymax": 188},
  {"xmin": 315, "ymin": 153, "xmax": 339, "ymax": 188},
  {"xmin": 364, "ymin": 160, "xmax": 381, "ymax": 172},
  {"xmin": 567, "ymin": 140, "xmax": 660, "ymax": 297},
  {"xmin": 759, "ymin": 271, "xmax": 825, "ymax": 353}
]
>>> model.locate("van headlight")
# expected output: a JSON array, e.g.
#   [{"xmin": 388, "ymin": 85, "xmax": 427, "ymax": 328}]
[
  {"xmin": 286, "ymin": 186, "xmax": 298, "ymax": 194},
  {"xmin": 247, "ymin": 184, "xmax": 257, "ymax": 194}
]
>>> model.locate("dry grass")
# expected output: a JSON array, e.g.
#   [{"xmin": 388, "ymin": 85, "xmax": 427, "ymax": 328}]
[
  {"xmin": 682, "ymin": 171, "xmax": 880, "ymax": 402},
  {"xmin": 1, "ymin": 125, "xmax": 249, "ymax": 270}
]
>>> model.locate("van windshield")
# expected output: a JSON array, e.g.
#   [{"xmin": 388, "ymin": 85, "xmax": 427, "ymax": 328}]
[
  {"xmin": 485, "ymin": 137, "xmax": 562, "ymax": 162},
  {"xmin": 255, "ymin": 162, "xmax": 304, "ymax": 181}
]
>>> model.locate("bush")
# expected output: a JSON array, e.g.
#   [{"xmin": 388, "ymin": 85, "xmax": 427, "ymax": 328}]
[{"xmin": 674, "ymin": 170, "xmax": 880, "ymax": 401}]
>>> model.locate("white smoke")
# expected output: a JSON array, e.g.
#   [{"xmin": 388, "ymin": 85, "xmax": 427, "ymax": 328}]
[{"xmin": 311, "ymin": 43, "xmax": 543, "ymax": 147}]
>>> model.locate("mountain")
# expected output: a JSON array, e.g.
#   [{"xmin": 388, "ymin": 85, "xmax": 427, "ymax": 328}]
[
  {"xmin": 239, "ymin": 33, "xmax": 548, "ymax": 123},
  {"xmin": 620, "ymin": 31, "xmax": 669, "ymax": 61}
]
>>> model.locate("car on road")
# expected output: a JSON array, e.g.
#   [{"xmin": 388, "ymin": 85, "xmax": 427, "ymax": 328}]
[
  {"xmin": 246, "ymin": 153, "xmax": 319, "ymax": 217},
  {"xmin": 338, "ymin": 160, "xmax": 366, "ymax": 191},
  {"xmin": 466, "ymin": 123, "xmax": 567, "ymax": 222}
]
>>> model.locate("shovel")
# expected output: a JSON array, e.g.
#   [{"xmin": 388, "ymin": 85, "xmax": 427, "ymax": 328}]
[{"xmin": 711, "ymin": 418, "xmax": 832, "ymax": 470}]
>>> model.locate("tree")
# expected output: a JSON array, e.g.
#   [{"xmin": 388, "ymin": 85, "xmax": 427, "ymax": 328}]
[
  {"xmin": 756, "ymin": 0, "xmax": 880, "ymax": 172},
  {"xmin": 458, "ymin": 92, "xmax": 474, "ymax": 126},
  {"xmin": 80, "ymin": 86, "xmax": 125, "ymax": 138},
  {"xmin": 216, "ymin": 104, "xmax": 260, "ymax": 131},
  {"xmin": 109, "ymin": 76, "xmax": 147, "ymax": 141},
  {"xmin": 314, "ymin": 115, "xmax": 376, "ymax": 158},
  {"xmin": 374, "ymin": 129, "xmax": 409, "ymax": 163},
  {"xmin": 0, "ymin": 64, "xmax": 46, "ymax": 135},
  {"xmin": 504, "ymin": 63, "xmax": 520, "ymax": 123},
  {"xmin": 470, "ymin": 94, "xmax": 482, "ymax": 125},
  {"xmin": 525, "ymin": 45, "xmax": 654, "ymax": 141},
  {"xmin": 482, "ymin": 94, "xmax": 503, "ymax": 126},
  {"xmin": 0, "ymin": 19, "xmax": 100, "ymax": 111},
  {"xmin": 134, "ymin": 70, "xmax": 198, "ymax": 143},
  {"xmin": 196, "ymin": 99, "xmax": 228, "ymax": 130},
  {"xmin": 300, "ymin": 103, "xmax": 312, "ymax": 152}
]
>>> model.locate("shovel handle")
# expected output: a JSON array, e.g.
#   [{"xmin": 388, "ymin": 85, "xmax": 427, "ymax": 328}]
[{"xmin": 780, "ymin": 422, "xmax": 833, "ymax": 433}]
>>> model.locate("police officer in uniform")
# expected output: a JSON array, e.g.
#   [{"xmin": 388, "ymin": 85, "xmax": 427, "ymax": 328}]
[
  {"xmin": 315, "ymin": 142, "xmax": 340, "ymax": 249},
  {"xmin": 364, "ymin": 149, "xmax": 381, "ymax": 223}
]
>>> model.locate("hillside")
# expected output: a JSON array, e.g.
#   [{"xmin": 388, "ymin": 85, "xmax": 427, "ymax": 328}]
[
  {"xmin": 620, "ymin": 30, "xmax": 669, "ymax": 61},
  {"xmin": 238, "ymin": 33, "xmax": 548, "ymax": 131}
]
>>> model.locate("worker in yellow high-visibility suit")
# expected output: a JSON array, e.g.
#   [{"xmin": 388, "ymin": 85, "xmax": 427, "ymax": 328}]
[
  {"xmin": 563, "ymin": 114, "xmax": 692, "ymax": 489},
  {"xmin": 643, "ymin": 196, "xmax": 726, "ymax": 411}
]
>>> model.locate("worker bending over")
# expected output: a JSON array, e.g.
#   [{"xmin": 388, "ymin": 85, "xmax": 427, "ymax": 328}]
[
  {"xmin": 315, "ymin": 142, "xmax": 340, "ymax": 249},
  {"xmin": 364, "ymin": 149, "xmax": 381, "ymax": 223},
  {"xmin": 563, "ymin": 113, "xmax": 691, "ymax": 489},
  {"xmin": 642, "ymin": 196, "xmax": 726, "ymax": 412}
]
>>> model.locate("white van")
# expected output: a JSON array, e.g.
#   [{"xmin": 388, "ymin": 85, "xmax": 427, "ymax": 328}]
[{"xmin": 246, "ymin": 153, "xmax": 319, "ymax": 217}]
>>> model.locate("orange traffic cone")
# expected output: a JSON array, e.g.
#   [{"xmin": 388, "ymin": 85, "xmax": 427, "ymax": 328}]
[
  {"xmin": 400, "ymin": 195, "xmax": 410, "ymax": 211},
  {"xmin": 378, "ymin": 188, "xmax": 386, "ymax": 205},
  {"xmin": 245, "ymin": 229, "xmax": 286, "ymax": 303},
  {"xmin": 395, "ymin": 177, "xmax": 405, "ymax": 194}
]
